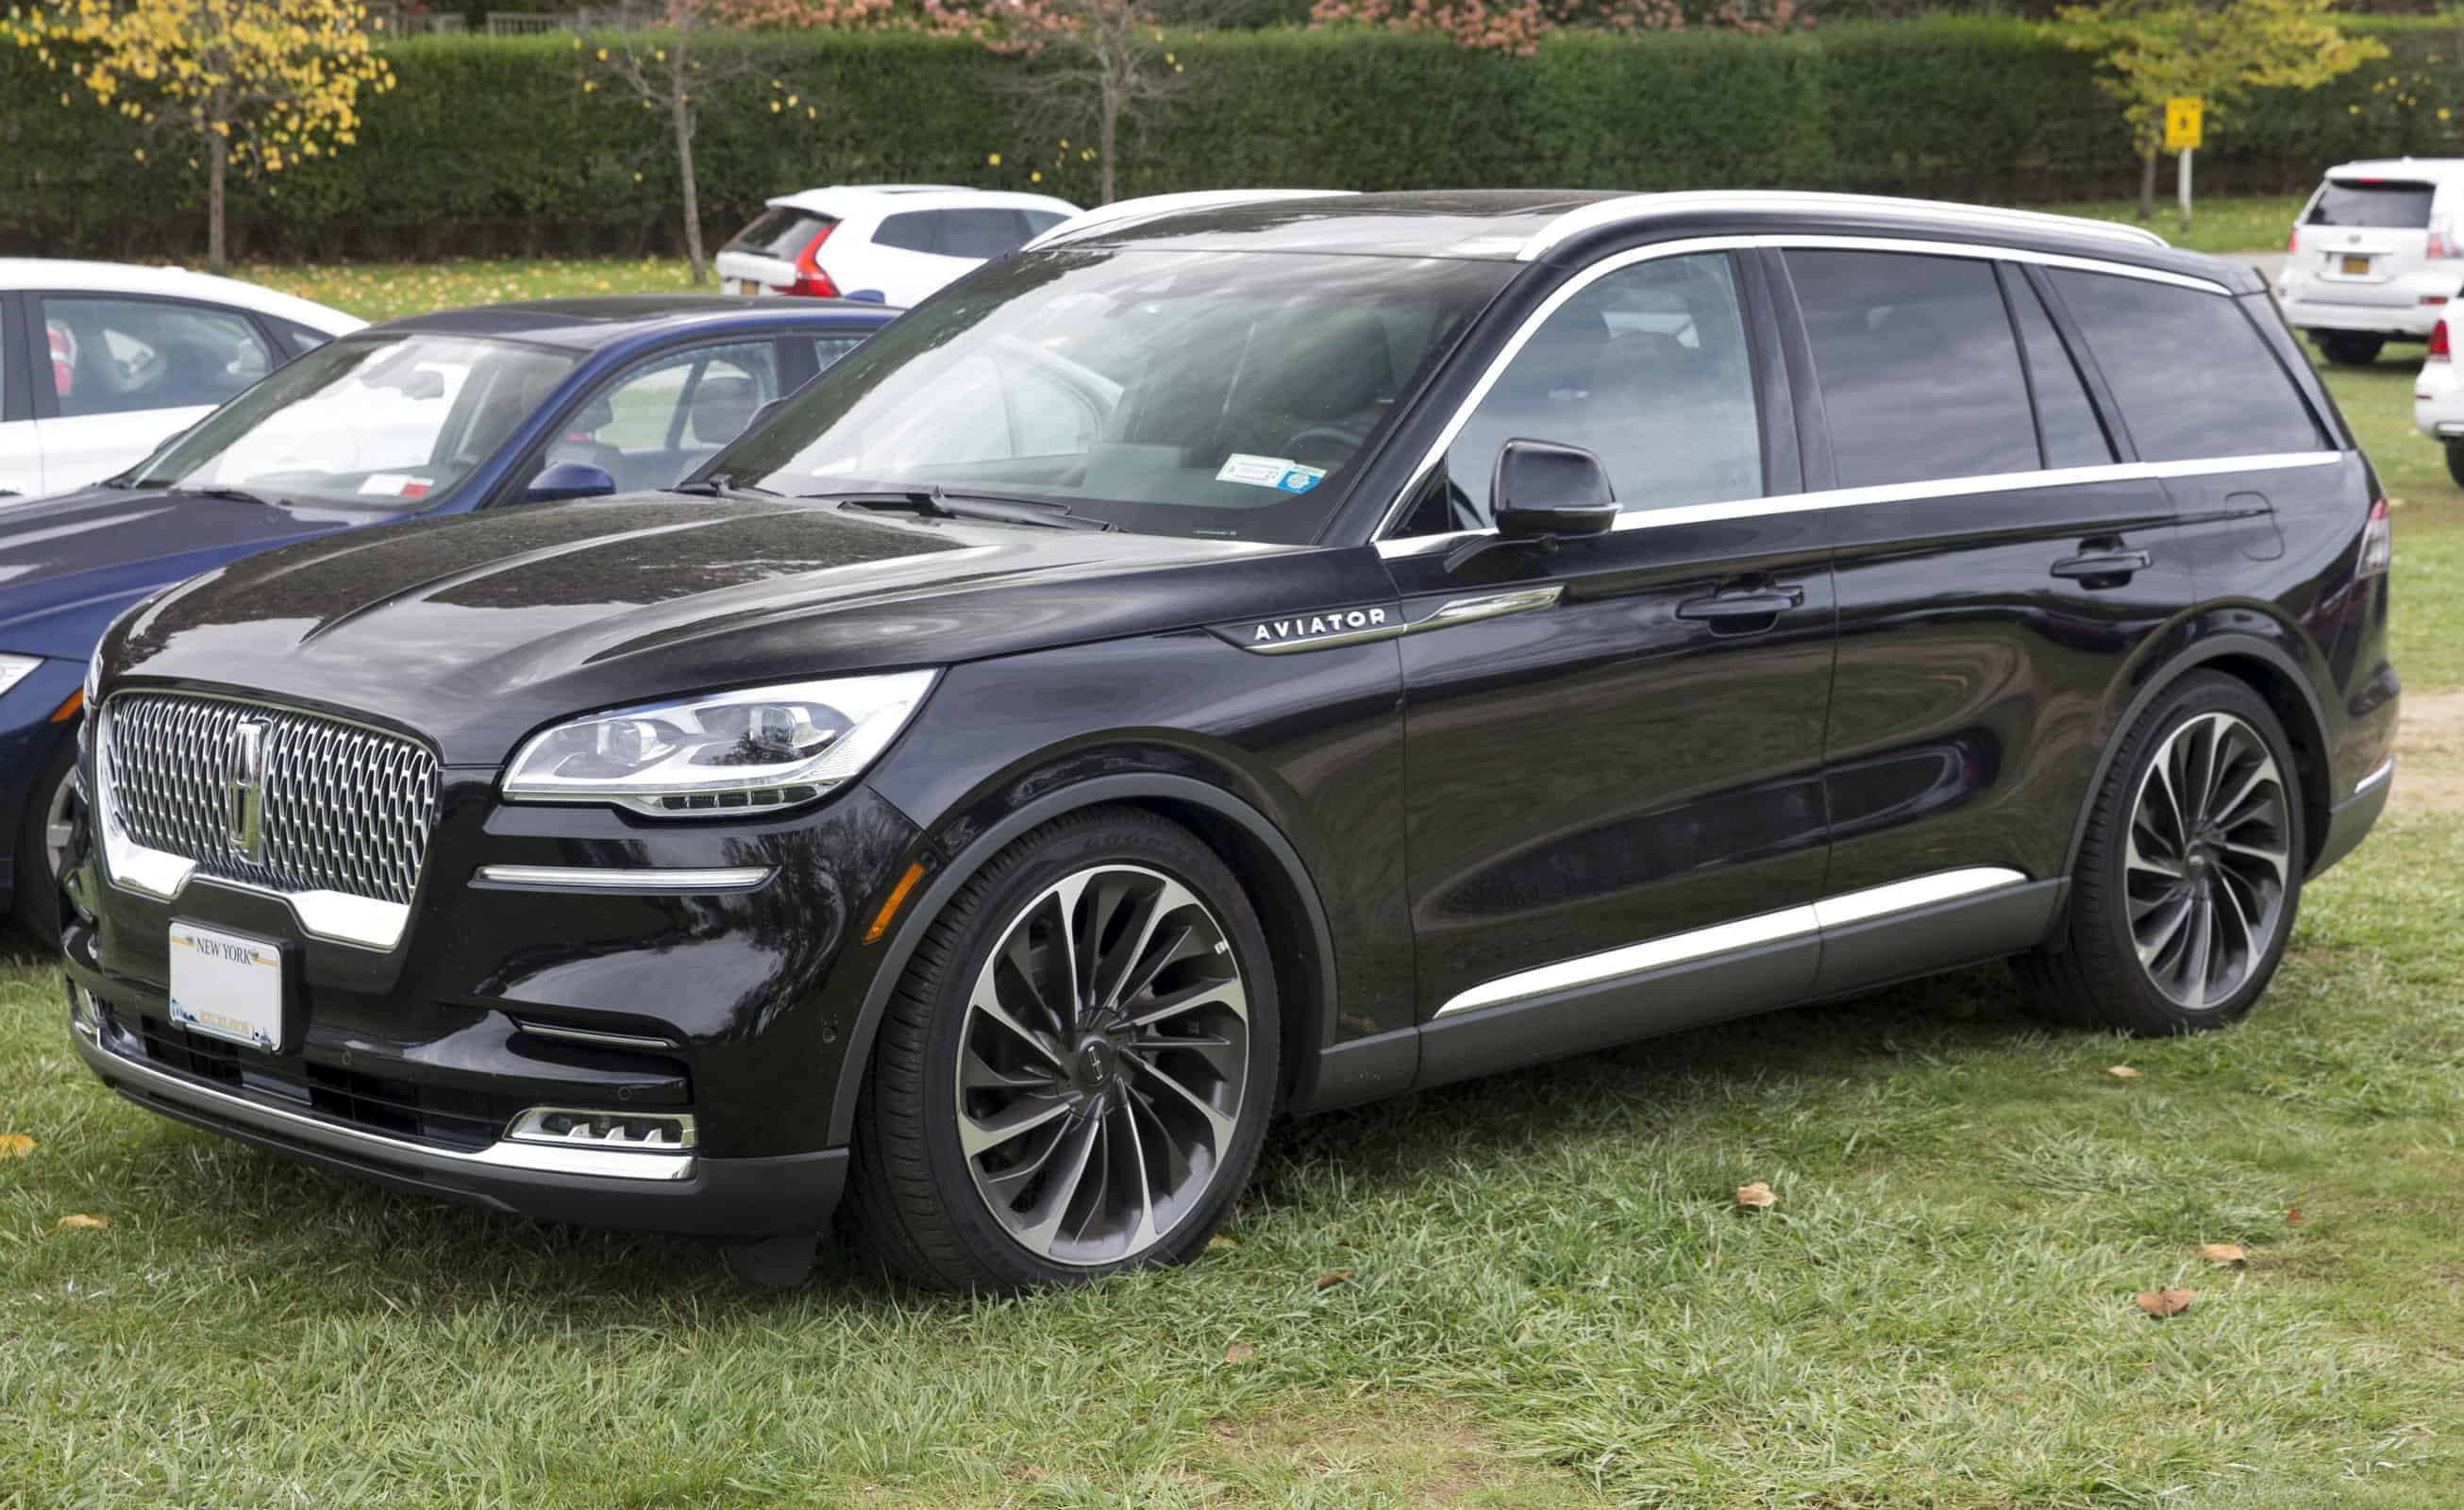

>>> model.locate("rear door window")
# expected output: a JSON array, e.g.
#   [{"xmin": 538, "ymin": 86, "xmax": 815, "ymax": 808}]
[
  {"xmin": 939, "ymin": 209, "xmax": 1031, "ymax": 259},
  {"xmin": 873, "ymin": 211, "xmax": 940, "ymax": 255},
  {"xmin": 2305, "ymin": 180, "xmax": 2436, "ymax": 228},
  {"xmin": 1786, "ymin": 250, "xmax": 2038, "ymax": 488},
  {"xmin": 2046, "ymin": 271, "xmax": 2327, "ymax": 462}
]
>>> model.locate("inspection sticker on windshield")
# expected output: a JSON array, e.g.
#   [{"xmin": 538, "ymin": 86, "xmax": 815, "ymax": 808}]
[
  {"xmin": 359, "ymin": 473, "xmax": 416, "ymax": 496},
  {"xmin": 1216, "ymin": 453, "xmax": 1326, "ymax": 494}
]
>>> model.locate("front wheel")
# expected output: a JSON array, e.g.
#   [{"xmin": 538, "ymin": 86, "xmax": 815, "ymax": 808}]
[
  {"xmin": 2316, "ymin": 332, "xmax": 2385, "ymax": 366},
  {"xmin": 10, "ymin": 737, "xmax": 77, "ymax": 948},
  {"xmin": 846, "ymin": 807, "xmax": 1280, "ymax": 1291},
  {"xmin": 2014, "ymin": 673, "xmax": 2305, "ymax": 1034}
]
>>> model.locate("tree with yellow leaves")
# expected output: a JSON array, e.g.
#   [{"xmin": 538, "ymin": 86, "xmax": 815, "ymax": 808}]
[
  {"xmin": 2053, "ymin": 0, "xmax": 2384, "ymax": 224},
  {"xmin": 3, "ymin": 0, "xmax": 394, "ymax": 271}
]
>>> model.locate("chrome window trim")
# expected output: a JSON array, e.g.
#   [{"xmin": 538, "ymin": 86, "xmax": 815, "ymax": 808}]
[
  {"xmin": 1432, "ymin": 866, "xmax": 2029, "ymax": 1018},
  {"xmin": 474, "ymin": 864, "xmax": 775, "ymax": 894},
  {"xmin": 1372, "ymin": 231, "xmax": 2298, "ymax": 548},
  {"xmin": 73, "ymin": 1029, "xmax": 695, "ymax": 1183},
  {"xmin": 2354, "ymin": 755, "xmax": 2396, "ymax": 797},
  {"xmin": 1515, "ymin": 193, "xmax": 2173, "ymax": 260}
]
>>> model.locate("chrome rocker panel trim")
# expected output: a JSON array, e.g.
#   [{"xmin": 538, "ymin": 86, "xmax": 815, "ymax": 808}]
[
  {"xmin": 1434, "ymin": 866, "xmax": 2030, "ymax": 1018},
  {"xmin": 70, "ymin": 1019, "xmax": 696, "ymax": 1183}
]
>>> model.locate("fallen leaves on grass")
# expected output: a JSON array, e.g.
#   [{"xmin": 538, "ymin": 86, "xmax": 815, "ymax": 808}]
[
  {"xmin": 1223, "ymin": 1341, "xmax": 1254, "ymax": 1365},
  {"xmin": 2104, "ymin": 1065, "xmax": 2143, "ymax": 1081},
  {"xmin": 54, "ymin": 1214, "xmax": 109, "ymax": 1232},
  {"xmin": 0, "ymin": 1133, "xmax": 33, "ymax": 1158},
  {"xmin": 2135, "ymin": 1287, "xmax": 2196, "ymax": 1318},
  {"xmin": 1735, "ymin": 1181, "xmax": 1778, "ymax": 1210},
  {"xmin": 2285, "ymin": 1207, "xmax": 2305, "ymax": 1226},
  {"xmin": 1315, "ymin": 1269, "xmax": 1354, "ymax": 1291},
  {"xmin": 2200, "ymin": 1242, "xmax": 2249, "ymax": 1265},
  {"xmin": 1206, "ymin": 1234, "xmax": 1238, "ymax": 1251}
]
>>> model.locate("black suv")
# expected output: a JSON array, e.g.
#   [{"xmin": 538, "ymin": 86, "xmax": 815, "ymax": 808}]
[{"xmin": 59, "ymin": 191, "xmax": 2400, "ymax": 1290}]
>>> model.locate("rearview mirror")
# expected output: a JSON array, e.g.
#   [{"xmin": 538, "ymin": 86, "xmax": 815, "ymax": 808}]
[
  {"xmin": 524, "ymin": 461, "xmax": 617, "ymax": 505},
  {"xmin": 1492, "ymin": 439, "xmax": 1618, "ymax": 541}
]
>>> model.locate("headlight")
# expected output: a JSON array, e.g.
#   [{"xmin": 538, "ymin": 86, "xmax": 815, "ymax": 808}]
[
  {"xmin": 502, "ymin": 671, "xmax": 937, "ymax": 816},
  {"xmin": 0, "ymin": 654, "xmax": 40, "ymax": 700}
]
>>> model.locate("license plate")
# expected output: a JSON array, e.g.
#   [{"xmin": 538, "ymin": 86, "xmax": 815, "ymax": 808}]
[
  {"xmin": 168, "ymin": 921, "xmax": 287, "ymax": 1051},
  {"xmin": 2340, "ymin": 254, "xmax": 2372, "ymax": 276},
  {"xmin": 736, "ymin": 278, "xmax": 761, "ymax": 296}
]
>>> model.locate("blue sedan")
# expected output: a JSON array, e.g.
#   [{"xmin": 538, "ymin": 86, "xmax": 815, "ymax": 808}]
[{"xmin": 0, "ymin": 294, "xmax": 898, "ymax": 942}]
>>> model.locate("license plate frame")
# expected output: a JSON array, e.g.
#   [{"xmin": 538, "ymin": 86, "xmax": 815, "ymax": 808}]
[
  {"xmin": 2339, "ymin": 254, "xmax": 2372, "ymax": 276},
  {"xmin": 168, "ymin": 921, "xmax": 290, "ymax": 1052}
]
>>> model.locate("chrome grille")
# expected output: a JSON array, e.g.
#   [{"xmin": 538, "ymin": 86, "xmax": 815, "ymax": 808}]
[{"xmin": 102, "ymin": 693, "xmax": 442, "ymax": 907}]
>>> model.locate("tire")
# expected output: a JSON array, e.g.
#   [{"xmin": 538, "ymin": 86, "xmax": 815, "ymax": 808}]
[
  {"xmin": 2316, "ymin": 332, "xmax": 2384, "ymax": 366},
  {"xmin": 846, "ymin": 806, "xmax": 1281, "ymax": 1291},
  {"xmin": 9, "ymin": 735, "xmax": 77, "ymax": 949},
  {"xmin": 2014, "ymin": 672, "xmax": 2305, "ymax": 1035},
  {"xmin": 2444, "ymin": 442, "xmax": 2464, "ymax": 492}
]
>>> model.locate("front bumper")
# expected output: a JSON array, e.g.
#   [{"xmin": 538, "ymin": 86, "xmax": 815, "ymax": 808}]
[{"xmin": 65, "ymin": 759, "xmax": 926, "ymax": 1239}]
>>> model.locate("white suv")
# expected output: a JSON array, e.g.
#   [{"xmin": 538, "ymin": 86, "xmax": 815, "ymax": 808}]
[
  {"xmin": 712, "ymin": 186, "xmax": 1081, "ymax": 309},
  {"xmin": 2278, "ymin": 159, "xmax": 2464, "ymax": 365}
]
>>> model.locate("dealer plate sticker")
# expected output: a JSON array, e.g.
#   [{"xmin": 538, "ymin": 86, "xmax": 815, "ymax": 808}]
[
  {"xmin": 168, "ymin": 922, "xmax": 286, "ymax": 1052},
  {"xmin": 1215, "ymin": 452, "xmax": 1327, "ymax": 494}
]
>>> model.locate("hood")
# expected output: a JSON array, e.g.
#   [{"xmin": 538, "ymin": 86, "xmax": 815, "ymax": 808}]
[
  {"xmin": 0, "ymin": 486, "xmax": 376, "ymax": 659},
  {"xmin": 108, "ymin": 494, "xmax": 1362, "ymax": 763}
]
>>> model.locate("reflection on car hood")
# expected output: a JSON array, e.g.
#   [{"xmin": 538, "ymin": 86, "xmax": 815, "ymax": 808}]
[
  {"xmin": 109, "ymin": 493, "xmax": 1344, "ymax": 762},
  {"xmin": 0, "ymin": 485, "xmax": 374, "ymax": 659}
]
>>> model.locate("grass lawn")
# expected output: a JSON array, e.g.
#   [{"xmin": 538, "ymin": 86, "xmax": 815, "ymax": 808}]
[{"xmin": 7, "ymin": 271, "xmax": 2463, "ymax": 1508}]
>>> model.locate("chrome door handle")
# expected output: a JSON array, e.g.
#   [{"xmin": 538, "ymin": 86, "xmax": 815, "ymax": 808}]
[
  {"xmin": 2050, "ymin": 549, "xmax": 2151, "ymax": 582},
  {"xmin": 1676, "ymin": 584, "xmax": 1805, "ymax": 622}
]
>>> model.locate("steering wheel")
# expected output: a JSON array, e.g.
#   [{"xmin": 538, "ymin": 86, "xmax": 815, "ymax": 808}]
[{"xmin": 1280, "ymin": 422, "xmax": 1368, "ymax": 469}]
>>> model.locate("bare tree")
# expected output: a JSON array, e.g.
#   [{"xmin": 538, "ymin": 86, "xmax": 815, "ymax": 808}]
[
  {"xmin": 578, "ymin": 0, "xmax": 757, "ymax": 282},
  {"xmin": 999, "ymin": 0, "xmax": 1201, "ymax": 205}
]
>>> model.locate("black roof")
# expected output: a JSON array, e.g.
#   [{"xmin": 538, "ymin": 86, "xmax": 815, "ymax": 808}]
[
  {"xmin": 364, "ymin": 294, "xmax": 899, "ymax": 349},
  {"xmin": 1072, "ymin": 189, "xmax": 2262, "ymax": 293}
]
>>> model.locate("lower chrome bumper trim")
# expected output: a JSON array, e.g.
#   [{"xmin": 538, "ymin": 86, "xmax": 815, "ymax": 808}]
[
  {"xmin": 74, "ymin": 1030, "xmax": 695, "ymax": 1183},
  {"xmin": 474, "ymin": 864, "xmax": 773, "ymax": 893},
  {"xmin": 2354, "ymin": 756, "xmax": 2396, "ymax": 797}
]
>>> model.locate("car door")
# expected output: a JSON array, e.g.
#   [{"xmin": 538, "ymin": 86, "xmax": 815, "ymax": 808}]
[
  {"xmin": 1778, "ymin": 245, "xmax": 2190, "ymax": 996},
  {"xmin": 0, "ymin": 293, "xmax": 40, "ymax": 498},
  {"xmin": 30, "ymin": 294, "xmax": 277, "ymax": 493},
  {"xmin": 1381, "ymin": 249, "xmax": 1838, "ymax": 1081},
  {"xmin": 502, "ymin": 337, "xmax": 789, "ymax": 501}
]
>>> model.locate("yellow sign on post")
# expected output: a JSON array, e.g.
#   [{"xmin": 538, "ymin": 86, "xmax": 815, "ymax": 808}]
[{"xmin": 2165, "ymin": 96, "xmax": 2204, "ymax": 152}]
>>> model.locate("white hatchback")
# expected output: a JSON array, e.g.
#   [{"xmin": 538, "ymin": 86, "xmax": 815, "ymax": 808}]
[
  {"xmin": 712, "ymin": 186, "xmax": 1081, "ymax": 309},
  {"xmin": 2277, "ymin": 159, "xmax": 2464, "ymax": 365},
  {"xmin": 0, "ymin": 259, "xmax": 362, "ymax": 500}
]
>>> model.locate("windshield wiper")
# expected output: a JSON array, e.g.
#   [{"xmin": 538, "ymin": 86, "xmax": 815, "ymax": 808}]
[
  {"xmin": 815, "ymin": 486, "xmax": 1115, "ymax": 532},
  {"xmin": 178, "ymin": 485, "xmax": 278, "ymax": 507},
  {"xmin": 673, "ymin": 472, "xmax": 780, "ymax": 502}
]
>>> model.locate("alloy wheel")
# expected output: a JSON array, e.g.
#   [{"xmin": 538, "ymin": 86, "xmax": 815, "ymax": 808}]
[
  {"xmin": 2124, "ymin": 711, "xmax": 2292, "ymax": 1010},
  {"xmin": 953, "ymin": 864, "xmax": 1251, "ymax": 1267},
  {"xmin": 41, "ymin": 765, "xmax": 77, "ymax": 882}
]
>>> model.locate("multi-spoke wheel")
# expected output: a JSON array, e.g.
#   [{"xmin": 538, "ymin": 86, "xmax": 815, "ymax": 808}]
[
  {"xmin": 846, "ymin": 808, "xmax": 1279, "ymax": 1290},
  {"xmin": 10, "ymin": 737, "xmax": 78, "ymax": 948},
  {"xmin": 2016, "ymin": 673, "xmax": 2305, "ymax": 1034}
]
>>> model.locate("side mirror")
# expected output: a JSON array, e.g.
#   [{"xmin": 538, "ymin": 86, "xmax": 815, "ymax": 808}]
[
  {"xmin": 524, "ymin": 461, "xmax": 617, "ymax": 505},
  {"xmin": 1492, "ymin": 439, "xmax": 1618, "ymax": 541}
]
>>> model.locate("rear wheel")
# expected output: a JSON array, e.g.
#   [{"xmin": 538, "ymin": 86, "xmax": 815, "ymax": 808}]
[
  {"xmin": 2014, "ymin": 673, "xmax": 2304, "ymax": 1034},
  {"xmin": 846, "ymin": 807, "xmax": 1279, "ymax": 1291},
  {"xmin": 9, "ymin": 737, "xmax": 77, "ymax": 948},
  {"xmin": 2316, "ymin": 332, "xmax": 2385, "ymax": 366},
  {"xmin": 2444, "ymin": 442, "xmax": 2464, "ymax": 491}
]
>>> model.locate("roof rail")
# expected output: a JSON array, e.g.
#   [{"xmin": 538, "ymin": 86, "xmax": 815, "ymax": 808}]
[
  {"xmin": 1022, "ymin": 190, "xmax": 1357, "ymax": 251},
  {"xmin": 1516, "ymin": 192, "xmax": 2171, "ymax": 261}
]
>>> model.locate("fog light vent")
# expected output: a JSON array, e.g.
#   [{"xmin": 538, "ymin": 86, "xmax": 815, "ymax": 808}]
[
  {"xmin": 506, "ymin": 1106, "xmax": 696, "ymax": 1152},
  {"xmin": 68, "ymin": 983, "xmax": 102, "ymax": 1038}
]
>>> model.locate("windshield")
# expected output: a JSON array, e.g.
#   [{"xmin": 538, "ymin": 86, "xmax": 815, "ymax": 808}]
[
  {"xmin": 132, "ymin": 333, "xmax": 579, "ymax": 508},
  {"xmin": 713, "ymin": 248, "xmax": 1517, "ymax": 542},
  {"xmin": 2307, "ymin": 180, "xmax": 2437, "ymax": 229}
]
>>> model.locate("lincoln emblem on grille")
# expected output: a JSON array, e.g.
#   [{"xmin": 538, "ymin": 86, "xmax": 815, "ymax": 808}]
[{"xmin": 225, "ymin": 719, "xmax": 267, "ymax": 860}]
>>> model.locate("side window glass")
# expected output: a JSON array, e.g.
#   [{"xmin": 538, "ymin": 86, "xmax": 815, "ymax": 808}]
[
  {"xmin": 2047, "ymin": 270, "xmax": 2327, "ymax": 461},
  {"xmin": 1787, "ymin": 250, "xmax": 2037, "ymax": 488},
  {"xmin": 810, "ymin": 336, "xmax": 863, "ymax": 374},
  {"xmin": 550, "ymin": 341, "xmax": 780, "ymax": 492},
  {"xmin": 940, "ymin": 209, "xmax": 1031, "ymax": 260},
  {"xmin": 1435, "ymin": 252, "xmax": 1762, "ymax": 530},
  {"xmin": 2003, "ymin": 268, "xmax": 2115, "ymax": 469},
  {"xmin": 42, "ymin": 297, "xmax": 274, "ymax": 418},
  {"xmin": 875, "ymin": 211, "xmax": 940, "ymax": 255},
  {"xmin": 273, "ymin": 318, "xmax": 338, "ymax": 361}
]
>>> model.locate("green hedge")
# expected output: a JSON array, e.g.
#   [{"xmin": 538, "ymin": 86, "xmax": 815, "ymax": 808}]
[{"xmin": 5, "ymin": 15, "xmax": 2461, "ymax": 260}]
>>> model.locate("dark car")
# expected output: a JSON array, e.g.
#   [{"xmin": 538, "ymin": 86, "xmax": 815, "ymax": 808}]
[
  {"xmin": 0, "ymin": 294, "xmax": 898, "ymax": 945},
  {"xmin": 59, "ymin": 191, "xmax": 2399, "ymax": 1291}
]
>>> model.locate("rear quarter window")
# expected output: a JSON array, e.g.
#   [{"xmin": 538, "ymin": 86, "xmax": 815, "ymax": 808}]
[
  {"xmin": 2047, "ymin": 270, "xmax": 2326, "ymax": 462},
  {"xmin": 2305, "ymin": 180, "xmax": 2436, "ymax": 228}
]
